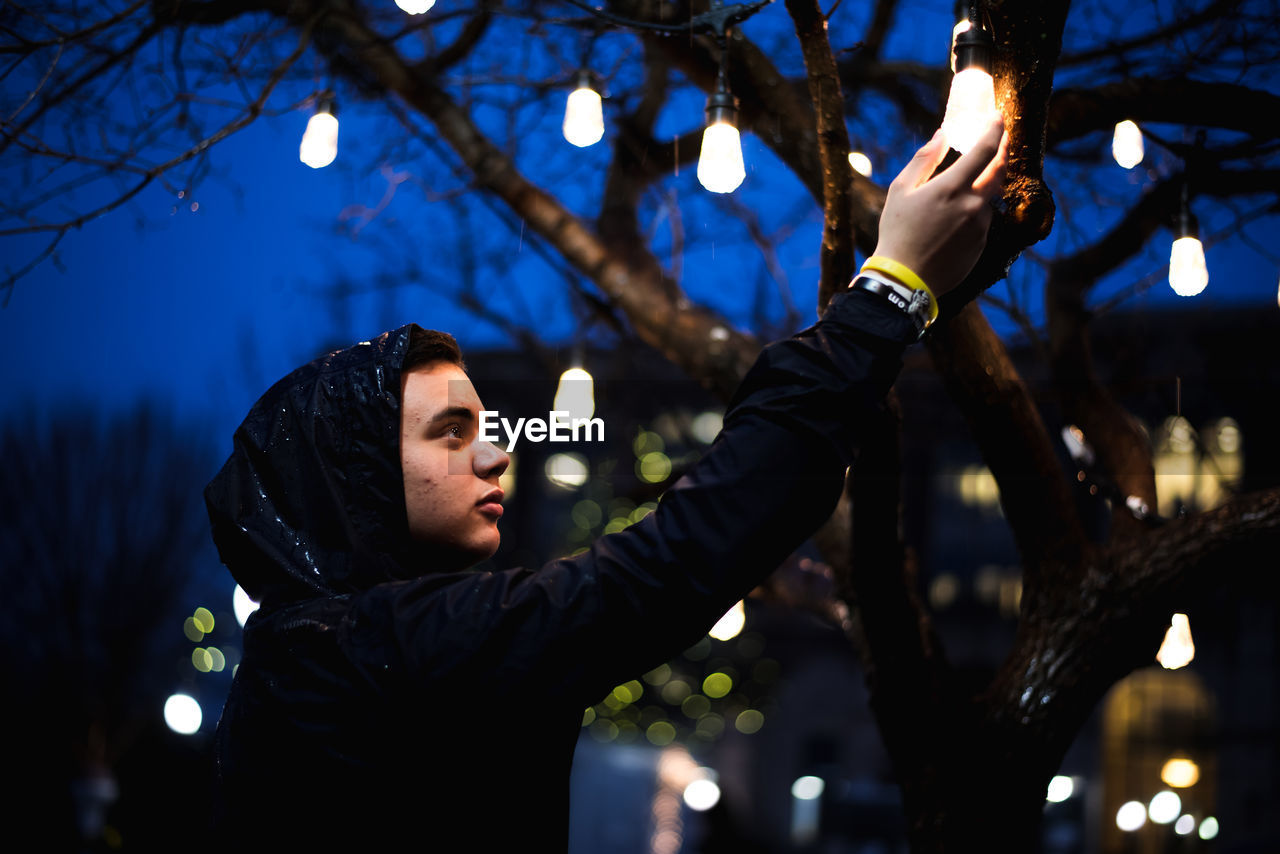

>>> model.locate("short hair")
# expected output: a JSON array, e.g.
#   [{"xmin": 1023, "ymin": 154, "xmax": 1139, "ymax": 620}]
[{"xmin": 404, "ymin": 327, "xmax": 466, "ymax": 373}]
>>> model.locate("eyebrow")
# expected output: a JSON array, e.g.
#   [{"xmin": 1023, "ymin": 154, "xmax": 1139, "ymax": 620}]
[{"xmin": 426, "ymin": 405, "xmax": 476, "ymax": 426}]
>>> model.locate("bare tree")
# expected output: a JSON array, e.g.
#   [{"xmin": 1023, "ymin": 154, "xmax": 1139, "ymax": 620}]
[
  {"xmin": 0, "ymin": 406, "xmax": 218, "ymax": 846},
  {"xmin": 3, "ymin": 0, "xmax": 1280, "ymax": 849}
]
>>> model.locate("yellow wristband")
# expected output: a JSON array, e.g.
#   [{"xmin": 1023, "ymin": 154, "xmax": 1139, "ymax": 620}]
[{"xmin": 861, "ymin": 255, "xmax": 939, "ymax": 326}]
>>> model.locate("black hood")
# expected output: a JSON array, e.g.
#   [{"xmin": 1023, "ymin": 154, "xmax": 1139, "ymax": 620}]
[{"xmin": 205, "ymin": 325, "xmax": 424, "ymax": 606}]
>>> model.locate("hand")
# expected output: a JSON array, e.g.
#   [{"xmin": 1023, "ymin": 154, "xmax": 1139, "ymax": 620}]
[{"xmin": 869, "ymin": 116, "xmax": 1008, "ymax": 298}]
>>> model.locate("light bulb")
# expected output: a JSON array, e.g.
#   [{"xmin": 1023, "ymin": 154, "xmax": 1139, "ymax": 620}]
[
  {"xmin": 1156, "ymin": 612, "xmax": 1195, "ymax": 669},
  {"xmin": 299, "ymin": 106, "xmax": 338, "ymax": 169},
  {"xmin": 698, "ymin": 81, "xmax": 745, "ymax": 194},
  {"xmin": 394, "ymin": 0, "xmax": 435, "ymax": 14},
  {"xmin": 563, "ymin": 76, "xmax": 604, "ymax": 148},
  {"xmin": 553, "ymin": 366, "xmax": 595, "ymax": 420},
  {"xmin": 1169, "ymin": 237, "xmax": 1208, "ymax": 297},
  {"xmin": 848, "ymin": 151, "xmax": 872, "ymax": 177},
  {"xmin": 943, "ymin": 23, "xmax": 997, "ymax": 154},
  {"xmin": 942, "ymin": 67, "xmax": 997, "ymax": 155},
  {"xmin": 698, "ymin": 121, "xmax": 745, "ymax": 193},
  {"xmin": 708, "ymin": 600, "xmax": 746, "ymax": 641},
  {"xmin": 1112, "ymin": 120, "xmax": 1144, "ymax": 169},
  {"xmin": 698, "ymin": 120, "xmax": 745, "ymax": 194}
]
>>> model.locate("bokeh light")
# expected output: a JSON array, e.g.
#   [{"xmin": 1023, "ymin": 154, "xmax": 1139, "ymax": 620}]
[
  {"xmin": 1148, "ymin": 790, "xmax": 1181, "ymax": 824},
  {"xmin": 1046, "ymin": 775, "xmax": 1074, "ymax": 802},
  {"xmin": 163, "ymin": 693, "xmax": 202, "ymax": 735},
  {"xmin": 791, "ymin": 776, "xmax": 824, "ymax": 800},
  {"xmin": 1116, "ymin": 800, "xmax": 1146, "ymax": 831},
  {"xmin": 683, "ymin": 779, "xmax": 721, "ymax": 811}
]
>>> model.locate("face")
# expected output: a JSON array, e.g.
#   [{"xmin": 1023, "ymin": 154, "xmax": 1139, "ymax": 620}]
[{"xmin": 400, "ymin": 362, "xmax": 511, "ymax": 569}]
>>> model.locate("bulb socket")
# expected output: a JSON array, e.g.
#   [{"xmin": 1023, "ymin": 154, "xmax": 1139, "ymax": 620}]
[
  {"xmin": 573, "ymin": 70, "xmax": 597, "ymax": 93},
  {"xmin": 315, "ymin": 95, "xmax": 337, "ymax": 117},
  {"xmin": 953, "ymin": 25, "xmax": 993, "ymax": 73},
  {"xmin": 1176, "ymin": 207, "xmax": 1200, "ymax": 239},
  {"xmin": 705, "ymin": 89, "xmax": 739, "ymax": 126}
]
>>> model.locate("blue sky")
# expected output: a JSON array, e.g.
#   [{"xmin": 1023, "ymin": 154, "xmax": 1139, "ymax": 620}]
[{"xmin": 3, "ymin": 3, "xmax": 1277, "ymax": 452}]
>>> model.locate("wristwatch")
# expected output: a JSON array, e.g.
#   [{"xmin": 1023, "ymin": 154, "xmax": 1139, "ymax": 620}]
[{"xmin": 849, "ymin": 270, "xmax": 934, "ymax": 338}]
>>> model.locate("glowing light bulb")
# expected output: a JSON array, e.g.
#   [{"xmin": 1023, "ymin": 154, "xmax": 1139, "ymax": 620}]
[
  {"xmin": 698, "ymin": 82, "xmax": 745, "ymax": 193},
  {"xmin": 1156, "ymin": 612, "xmax": 1195, "ymax": 669},
  {"xmin": 942, "ymin": 68, "xmax": 997, "ymax": 155},
  {"xmin": 553, "ymin": 366, "xmax": 595, "ymax": 420},
  {"xmin": 1112, "ymin": 120, "xmax": 1144, "ymax": 169},
  {"xmin": 1169, "ymin": 237, "xmax": 1208, "ymax": 297},
  {"xmin": 233, "ymin": 584, "xmax": 260, "ymax": 627},
  {"xmin": 699, "ymin": 121, "xmax": 745, "ymax": 193},
  {"xmin": 394, "ymin": 0, "xmax": 435, "ymax": 14},
  {"xmin": 708, "ymin": 600, "xmax": 746, "ymax": 641},
  {"xmin": 563, "ymin": 74, "xmax": 604, "ymax": 148},
  {"xmin": 299, "ymin": 101, "xmax": 338, "ymax": 169},
  {"xmin": 942, "ymin": 24, "xmax": 997, "ymax": 155},
  {"xmin": 847, "ymin": 151, "xmax": 872, "ymax": 177}
]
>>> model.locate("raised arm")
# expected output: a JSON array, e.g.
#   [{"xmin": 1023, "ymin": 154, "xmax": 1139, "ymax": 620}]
[{"xmin": 360, "ymin": 119, "xmax": 1009, "ymax": 703}]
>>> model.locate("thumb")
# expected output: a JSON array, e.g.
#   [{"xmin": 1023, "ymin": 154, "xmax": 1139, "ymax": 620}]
[{"xmin": 894, "ymin": 128, "xmax": 948, "ymax": 189}]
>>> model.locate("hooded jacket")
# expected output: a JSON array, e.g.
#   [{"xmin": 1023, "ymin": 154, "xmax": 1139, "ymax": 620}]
[{"xmin": 205, "ymin": 288, "xmax": 916, "ymax": 849}]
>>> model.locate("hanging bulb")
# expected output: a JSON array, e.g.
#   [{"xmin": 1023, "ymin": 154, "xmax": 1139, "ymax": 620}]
[
  {"xmin": 1112, "ymin": 120, "xmax": 1144, "ymax": 169},
  {"xmin": 1156, "ymin": 613, "xmax": 1195, "ymax": 669},
  {"xmin": 847, "ymin": 151, "xmax": 872, "ymax": 178},
  {"xmin": 698, "ymin": 80, "xmax": 745, "ymax": 194},
  {"xmin": 553, "ymin": 366, "xmax": 595, "ymax": 421},
  {"xmin": 394, "ymin": 0, "xmax": 435, "ymax": 14},
  {"xmin": 1169, "ymin": 203, "xmax": 1208, "ymax": 297},
  {"xmin": 1170, "ymin": 237, "xmax": 1208, "ymax": 297},
  {"xmin": 299, "ymin": 97, "xmax": 338, "ymax": 169},
  {"xmin": 563, "ymin": 71, "xmax": 604, "ymax": 148},
  {"xmin": 942, "ymin": 23, "xmax": 998, "ymax": 155}
]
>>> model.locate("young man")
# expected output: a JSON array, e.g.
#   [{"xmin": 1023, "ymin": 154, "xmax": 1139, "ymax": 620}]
[{"xmin": 206, "ymin": 119, "xmax": 1006, "ymax": 847}]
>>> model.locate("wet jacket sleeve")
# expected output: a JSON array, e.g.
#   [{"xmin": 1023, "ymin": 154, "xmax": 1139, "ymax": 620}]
[{"xmin": 348, "ymin": 288, "xmax": 917, "ymax": 706}]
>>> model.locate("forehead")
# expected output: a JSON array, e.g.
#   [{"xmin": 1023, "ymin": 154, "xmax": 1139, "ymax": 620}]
[{"xmin": 401, "ymin": 363, "xmax": 481, "ymax": 421}]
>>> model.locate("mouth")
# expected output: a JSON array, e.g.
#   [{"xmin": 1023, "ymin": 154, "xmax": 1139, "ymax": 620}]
[{"xmin": 477, "ymin": 489, "xmax": 504, "ymax": 518}]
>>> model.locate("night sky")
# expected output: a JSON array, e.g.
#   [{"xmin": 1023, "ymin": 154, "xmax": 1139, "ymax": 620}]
[{"xmin": 2, "ymin": 2, "xmax": 1277, "ymax": 455}]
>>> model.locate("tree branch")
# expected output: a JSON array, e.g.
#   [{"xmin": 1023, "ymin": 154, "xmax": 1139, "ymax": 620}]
[
  {"xmin": 925, "ymin": 302, "xmax": 1088, "ymax": 574},
  {"xmin": 276, "ymin": 0, "xmax": 760, "ymax": 399},
  {"xmin": 1050, "ymin": 167, "xmax": 1280, "ymax": 297},
  {"xmin": 784, "ymin": 0, "xmax": 855, "ymax": 313},
  {"xmin": 1047, "ymin": 78, "xmax": 1280, "ymax": 148}
]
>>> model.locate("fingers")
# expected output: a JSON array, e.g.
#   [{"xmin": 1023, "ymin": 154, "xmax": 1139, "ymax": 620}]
[
  {"xmin": 943, "ymin": 115, "xmax": 1005, "ymax": 190},
  {"xmin": 971, "ymin": 128, "xmax": 1009, "ymax": 199},
  {"xmin": 894, "ymin": 128, "xmax": 949, "ymax": 190}
]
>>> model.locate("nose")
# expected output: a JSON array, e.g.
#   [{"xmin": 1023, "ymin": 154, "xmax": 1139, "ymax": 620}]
[{"xmin": 474, "ymin": 439, "xmax": 510, "ymax": 480}]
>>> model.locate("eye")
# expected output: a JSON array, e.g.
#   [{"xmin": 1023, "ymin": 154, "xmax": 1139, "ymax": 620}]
[{"xmin": 447, "ymin": 424, "xmax": 464, "ymax": 440}]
